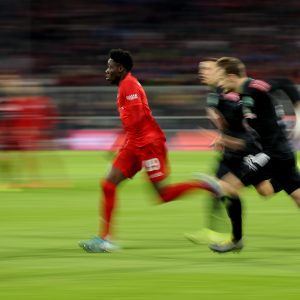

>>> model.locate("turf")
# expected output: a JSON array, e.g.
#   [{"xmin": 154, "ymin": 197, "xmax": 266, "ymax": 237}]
[{"xmin": 0, "ymin": 151, "xmax": 300, "ymax": 300}]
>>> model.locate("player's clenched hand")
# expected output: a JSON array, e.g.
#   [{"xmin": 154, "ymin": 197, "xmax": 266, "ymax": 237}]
[
  {"xmin": 218, "ymin": 134, "xmax": 245, "ymax": 151},
  {"xmin": 210, "ymin": 135, "xmax": 224, "ymax": 151}
]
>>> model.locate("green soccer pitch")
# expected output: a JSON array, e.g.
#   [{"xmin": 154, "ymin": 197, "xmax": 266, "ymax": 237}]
[{"xmin": 1, "ymin": 151, "xmax": 300, "ymax": 300}]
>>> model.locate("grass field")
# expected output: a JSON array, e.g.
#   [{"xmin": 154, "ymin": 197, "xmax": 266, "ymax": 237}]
[{"xmin": 1, "ymin": 151, "xmax": 300, "ymax": 300}]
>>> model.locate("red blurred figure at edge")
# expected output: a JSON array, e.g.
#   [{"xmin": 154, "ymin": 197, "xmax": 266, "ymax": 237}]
[{"xmin": 0, "ymin": 76, "xmax": 59, "ymax": 188}]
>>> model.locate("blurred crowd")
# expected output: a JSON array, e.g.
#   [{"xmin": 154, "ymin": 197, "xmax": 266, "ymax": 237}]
[{"xmin": 0, "ymin": 0, "xmax": 300, "ymax": 86}]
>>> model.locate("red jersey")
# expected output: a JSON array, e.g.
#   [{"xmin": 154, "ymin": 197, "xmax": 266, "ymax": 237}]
[{"xmin": 117, "ymin": 73, "xmax": 165, "ymax": 147}]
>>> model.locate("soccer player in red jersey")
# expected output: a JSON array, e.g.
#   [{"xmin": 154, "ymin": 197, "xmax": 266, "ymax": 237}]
[
  {"xmin": 79, "ymin": 49, "xmax": 224, "ymax": 253},
  {"xmin": 6, "ymin": 95, "xmax": 58, "ymax": 187},
  {"xmin": 7, "ymin": 95, "xmax": 57, "ymax": 151}
]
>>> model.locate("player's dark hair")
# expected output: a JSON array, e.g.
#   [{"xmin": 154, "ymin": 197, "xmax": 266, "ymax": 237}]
[
  {"xmin": 216, "ymin": 57, "xmax": 246, "ymax": 77},
  {"xmin": 109, "ymin": 49, "xmax": 133, "ymax": 71},
  {"xmin": 200, "ymin": 57, "xmax": 218, "ymax": 62}
]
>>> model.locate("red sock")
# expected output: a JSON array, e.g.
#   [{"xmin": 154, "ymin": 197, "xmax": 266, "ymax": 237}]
[
  {"xmin": 100, "ymin": 180, "xmax": 116, "ymax": 239},
  {"xmin": 159, "ymin": 181, "xmax": 213, "ymax": 202}
]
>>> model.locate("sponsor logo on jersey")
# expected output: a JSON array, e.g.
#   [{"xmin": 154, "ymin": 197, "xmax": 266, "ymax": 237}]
[{"xmin": 126, "ymin": 94, "xmax": 138, "ymax": 100}]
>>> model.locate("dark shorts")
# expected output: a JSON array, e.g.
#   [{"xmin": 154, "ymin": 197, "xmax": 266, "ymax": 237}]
[
  {"xmin": 215, "ymin": 140, "xmax": 261, "ymax": 180},
  {"xmin": 215, "ymin": 155, "xmax": 245, "ymax": 180},
  {"xmin": 241, "ymin": 154, "xmax": 300, "ymax": 194}
]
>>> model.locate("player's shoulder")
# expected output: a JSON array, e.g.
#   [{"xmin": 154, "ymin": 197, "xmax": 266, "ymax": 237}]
[
  {"xmin": 245, "ymin": 78, "xmax": 271, "ymax": 93},
  {"xmin": 122, "ymin": 72, "xmax": 139, "ymax": 85},
  {"xmin": 120, "ymin": 73, "xmax": 141, "ymax": 90}
]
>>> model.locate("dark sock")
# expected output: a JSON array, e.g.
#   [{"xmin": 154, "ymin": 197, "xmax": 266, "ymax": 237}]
[{"xmin": 221, "ymin": 196, "xmax": 243, "ymax": 241}]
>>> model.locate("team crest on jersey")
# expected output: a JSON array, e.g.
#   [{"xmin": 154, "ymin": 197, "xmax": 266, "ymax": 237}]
[
  {"xmin": 126, "ymin": 94, "xmax": 138, "ymax": 100},
  {"xmin": 249, "ymin": 80, "xmax": 271, "ymax": 92},
  {"xmin": 222, "ymin": 92, "xmax": 240, "ymax": 102}
]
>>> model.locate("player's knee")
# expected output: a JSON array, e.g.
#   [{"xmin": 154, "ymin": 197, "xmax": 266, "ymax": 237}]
[
  {"xmin": 257, "ymin": 189, "xmax": 272, "ymax": 197},
  {"xmin": 101, "ymin": 180, "xmax": 116, "ymax": 194},
  {"xmin": 150, "ymin": 181, "xmax": 169, "ymax": 203},
  {"xmin": 255, "ymin": 182, "xmax": 274, "ymax": 197},
  {"xmin": 158, "ymin": 190, "xmax": 170, "ymax": 203},
  {"xmin": 220, "ymin": 181, "xmax": 240, "ymax": 197},
  {"xmin": 290, "ymin": 190, "xmax": 300, "ymax": 208},
  {"xmin": 290, "ymin": 196, "xmax": 300, "ymax": 208}
]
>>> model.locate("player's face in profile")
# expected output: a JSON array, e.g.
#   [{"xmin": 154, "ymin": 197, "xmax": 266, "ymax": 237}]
[
  {"xmin": 105, "ymin": 58, "xmax": 122, "ymax": 84},
  {"xmin": 198, "ymin": 61, "xmax": 218, "ymax": 86}
]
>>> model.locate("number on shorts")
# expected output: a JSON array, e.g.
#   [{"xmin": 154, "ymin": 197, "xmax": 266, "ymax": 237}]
[{"xmin": 143, "ymin": 158, "xmax": 160, "ymax": 172}]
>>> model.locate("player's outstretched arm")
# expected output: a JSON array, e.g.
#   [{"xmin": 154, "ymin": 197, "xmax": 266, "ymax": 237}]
[{"xmin": 269, "ymin": 78, "xmax": 300, "ymax": 138}]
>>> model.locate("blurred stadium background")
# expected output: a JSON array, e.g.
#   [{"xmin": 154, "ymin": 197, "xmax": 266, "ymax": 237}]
[
  {"xmin": 0, "ymin": 0, "xmax": 300, "ymax": 152},
  {"xmin": 1, "ymin": 0, "xmax": 300, "ymax": 152},
  {"xmin": 1, "ymin": 0, "xmax": 300, "ymax": 84}
]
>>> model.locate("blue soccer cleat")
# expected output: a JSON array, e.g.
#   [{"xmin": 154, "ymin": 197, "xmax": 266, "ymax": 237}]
[{"xmin": 79, "ymin": 236, "xmax": 120, "ymax": 253}]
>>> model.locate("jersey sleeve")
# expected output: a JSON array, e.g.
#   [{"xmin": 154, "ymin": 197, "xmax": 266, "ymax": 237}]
[
  {"xmin": 241, "ymin": 95, "xmax": 257, "ymax": 120},
  {"xmin": 206, "ymin": 93, "xmax": 219, "ymax": 108},
  {"xmin": 269, "ymin": 78, "xmax": 300, "ymax": 105}
]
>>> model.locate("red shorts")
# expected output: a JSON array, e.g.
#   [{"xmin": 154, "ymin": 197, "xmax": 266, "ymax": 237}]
[{"xmin": 113, "ymin": 139, "xmax": 169, "ymax": 182}]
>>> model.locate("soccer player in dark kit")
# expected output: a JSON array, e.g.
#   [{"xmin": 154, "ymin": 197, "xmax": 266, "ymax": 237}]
[
  {"xmin": 79, "ymin": 49, "xmax": 226, "ymax": 253},
  {"xmin": 186, "ymin": 58, "xmax": 249, "ymax": 247},
  {"xmin": 187, "ymin": 57, "xmax": 300, "ymax": 253},
  {"xmin": 207, "ymin": 57, "xmax": 300, "ymax": 252}
]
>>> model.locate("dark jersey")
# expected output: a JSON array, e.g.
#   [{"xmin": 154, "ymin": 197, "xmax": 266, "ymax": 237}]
[
  {"xmin": 241, "ymin": 78, "xmax": 293, "ymax": 158},
  {"xmin": 207, "ymin": 91, "xmax": 261, "ymax": 159},
  {"xmin": 266, "ymin": 78, "xmax": 300, "ymax": 121},
  {"xmin": 207, "ymin": 91, "xmax": 245, "ymax": 135},
  {"xmin": 268, "ymin": 78, "xmax": 300, "ymax": 105},
  {"xmin": 208, "ymin": 91, "xmax": 244, "ymax": 133}
]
